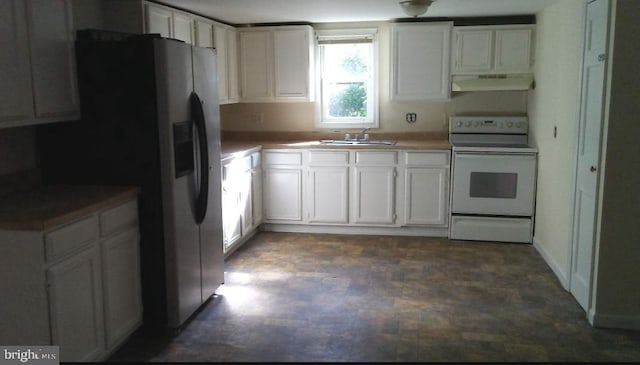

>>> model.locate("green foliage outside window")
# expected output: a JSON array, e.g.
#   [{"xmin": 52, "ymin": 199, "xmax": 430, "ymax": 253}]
[{"xmin": 329, "ymin": 83, "xmax": 367, "ymax": 117}]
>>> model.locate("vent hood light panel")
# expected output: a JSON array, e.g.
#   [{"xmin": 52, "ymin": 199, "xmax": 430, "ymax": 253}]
[{"xmin": 451, "ymin": 74, "xmax": 534, "ymax": 91}]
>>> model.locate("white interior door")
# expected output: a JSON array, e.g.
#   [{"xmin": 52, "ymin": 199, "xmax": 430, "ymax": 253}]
[{"xmin": 570, "ymin": 0, "xmax": 609, "ymax": 312}]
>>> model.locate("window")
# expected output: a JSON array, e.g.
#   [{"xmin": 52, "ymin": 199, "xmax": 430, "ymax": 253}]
[{"xmin": 315, "ymin": 29, "xmax": 378, "ymax": 129}]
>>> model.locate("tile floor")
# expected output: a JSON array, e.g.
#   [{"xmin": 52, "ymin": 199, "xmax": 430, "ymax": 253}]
[{"xmin": 107, "ymin": 232, "xmax": 640, "ymax": 362}]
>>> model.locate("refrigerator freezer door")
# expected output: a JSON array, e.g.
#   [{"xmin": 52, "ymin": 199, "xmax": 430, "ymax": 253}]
[
  {"xmin": 153, "ymin": 39, "xmax": 203, "ymax": 329},
  {"xmin": 192, "ymin": 46, "xmax": 225, "ymax": 300}
]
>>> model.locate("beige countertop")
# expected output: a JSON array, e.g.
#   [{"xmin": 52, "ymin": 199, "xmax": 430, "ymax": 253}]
[
  {"xmin": 221, "ymin": 131, "xmax": 451, "ymax": 159},
  {"xmin": 0, "ymin": 185, "xmax": 139, "ymax": 231}
]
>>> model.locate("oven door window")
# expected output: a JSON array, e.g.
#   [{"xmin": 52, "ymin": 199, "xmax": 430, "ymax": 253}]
[{"xmin": 469, "ymin": 172, "xmax": 517, "ymax": 199}]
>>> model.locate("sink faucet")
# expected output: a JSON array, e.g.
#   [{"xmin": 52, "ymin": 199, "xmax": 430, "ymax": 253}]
[{"xmin": 356, "ymin": 128, "xmax": 370, "ymax": 141}]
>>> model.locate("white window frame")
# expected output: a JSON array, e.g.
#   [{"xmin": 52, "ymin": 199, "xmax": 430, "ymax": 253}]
[{"xmin": 314, "ymin": 28, "xmax": 379, "ymax": 129}]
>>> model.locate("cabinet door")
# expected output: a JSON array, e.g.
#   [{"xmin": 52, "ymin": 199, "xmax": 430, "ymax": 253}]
[
  {"xmin": 391, "ymin": 22, "xmax": 452, "ymax": 101},
  {"xmin": 226, "ymin": 28, "xmax": 240, "ymax": 102},
  {"xmin": 47, "ymin": 245, "xmax": 104, "ymax": 362},
  {"xmin": 28, "ymin": 0, "xmax": 79, "ymax": 120},
  {"xmin": 263, "ymin": 168, "xmax": 303, "ymax": 221},
  {"xmin": 239, "ymin": 168, "xmax": 253, "ymax": 235},
  {"xmin": 404, "ymin": 167, "xmax": 448, "ymax": 226},
  {"xmin": 273, "ymin": 28, "xmax": 311, "ymax": 99},
  {"xmin": 145, "ymin": 4, "xmax": 172, "ymax": 38},
  {"xmin": 494, "ymin": 28, "xmax": 533, "ymax": 73},
  {"xmin": 101, "ymin": 228, "xmax": 142, "ymax": 350},
  {"xmin": 195, "ymin": 19, "xmax": 214, "ymax": 48},
  {"xmin": 453, "ymin": 29, "xmax": 493, "ymax": 74},
  {"xmin": 222, "ymin": 165, "xmax": 242, "ymax": 250},
  {"xmin": 352, "ymin": 166, "xmax": 396, "ymax": 225},
  {"xmin": 252, "ymin": 164, "xmax": 263, "ymax": 227},
  {"xmin": 214, "ymin": 24, "xmax": 229, "ymax": 103},
  {"xmin": 239, "ymin": 30, "xmax": 272, "ymax": 100},
  {"xmin": 0, "ymin": 0, "xmax": 34, "ymax": 123},
  {"xmin": 308, "ymin": 166, "xmax": 349, "ymax": 224},
  {"xmin": 172, "ymin": 12, "xmax": 194, "ymax": 44}
]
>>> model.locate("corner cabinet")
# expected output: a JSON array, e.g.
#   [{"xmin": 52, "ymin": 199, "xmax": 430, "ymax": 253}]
[
  {"xmin": 452, "ymin": 25, "xmax": 535, "ymax": 75},
  {"xmin": 238, "ymin": 26, "xmax": 315, "ymax": 102},
  {"xmin": 0, "ymin": 0, "xmax": 79, "ymax": 129},
  {"xmin": 390, "ymin": 22, "xmax": 452, "ymax": 101},
  {"xmin": 0, "ymin": 197, "xmax": 142, "ymax": 362}
]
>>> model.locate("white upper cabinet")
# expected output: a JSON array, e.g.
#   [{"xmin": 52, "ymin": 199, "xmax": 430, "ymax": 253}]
[
  {"xmin": 390, "ymin": 22, "xmax": 453, "ymax": 102},
  {"xmin": 195, "ymin": 19, "xmax": 214, "ymax": 48},
  {"xmin": 195, "ymin": 19, "xmax": 238, "ymax": 104},
  {"xmin": 141, "ymin": 2, "xmax": 239, "ymax": 104},
  {"xmin": 238, "ymin": 25, "xmax": 314, "ymax": 102},
  {"xmin": 144, "ymin": 2, "xmax": 194, "ymax": 44},
  {"xmin": 239, "ymin": 30, "xmax": 273, "ymax": 101},
  {"xmin": 273, "ymin": 28, "xmax": 314, "ymax": 99},
  {"xmin": 144, "ymin": 3, "xmax": 172, "ymax": 38},
  {"xmin": 0, "ymin": 0, "xmax": 79, "ymax": 129},
  {"xmin": 452, "ymin": 25, "xmax": 535, "ymax": 74},
  {"xmin": 172, "ymin": 12, "xmax": 195, "ymax": 44}
]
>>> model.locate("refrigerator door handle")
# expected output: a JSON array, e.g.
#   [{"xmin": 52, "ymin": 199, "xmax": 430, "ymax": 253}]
[{"xmin": 190, "ymin": 92, "xmax": 209, "ymax": 224}]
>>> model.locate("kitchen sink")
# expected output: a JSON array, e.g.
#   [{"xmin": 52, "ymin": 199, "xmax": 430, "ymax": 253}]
[{"xmin": 319, "ymin": 139, "xmax": 397, "ymax": 146}]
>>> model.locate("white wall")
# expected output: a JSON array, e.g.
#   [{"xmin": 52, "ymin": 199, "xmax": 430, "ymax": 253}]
[{"xmin": 527, "ymin": 0, "xmax": 584, "ymax": 287}]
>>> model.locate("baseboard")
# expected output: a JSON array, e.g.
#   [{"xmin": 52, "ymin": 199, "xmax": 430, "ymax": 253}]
[
  {"xmin": 590, "ymin": 310, "xmax": 640, "ymax": 331},
  {"xmin": 532, "ymin": 236, "xmax": 570, "ymax": 290},
  {"xmin": 261, "ymin": 223, "xmax": 449, "ymax": 238}
]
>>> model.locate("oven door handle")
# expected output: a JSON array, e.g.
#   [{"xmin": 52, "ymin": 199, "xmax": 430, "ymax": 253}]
[{"xmin": 454, "ymin": 151, "xmax": 537, "ymax": 157}]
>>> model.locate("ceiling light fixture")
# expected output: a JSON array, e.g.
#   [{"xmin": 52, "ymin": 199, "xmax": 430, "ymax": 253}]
[{"xmin": 399, "ymin": 0, "xmax": 434, "ymax": 17}]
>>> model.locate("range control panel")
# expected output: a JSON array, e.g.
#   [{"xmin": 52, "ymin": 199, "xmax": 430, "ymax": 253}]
[{"xmin": 450, "ymin": 116, "xmax": 528, "ymax": 134}]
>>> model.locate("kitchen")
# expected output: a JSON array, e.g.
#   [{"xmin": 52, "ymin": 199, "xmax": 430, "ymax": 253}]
[{"xmin": 0, "ymin": 0, "xmax": 638, "ymax": 362}]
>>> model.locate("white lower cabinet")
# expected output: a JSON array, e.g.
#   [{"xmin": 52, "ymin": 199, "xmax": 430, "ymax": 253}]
[
  {"xmin": 307, "ymin": 151, "xmax": 350, "ymax": 224},
  {"xmin": 401, "ymin": 151, "xmax": 450, "ymax": 226},
  {"xmin": 222, "ymin": 152, "xmax": 262, "ymax": 254},
  {"xmin": 262, "ymin": 150, "xmax": 304, "ymax": 222},
  {"xmin": 305, "ymin": 150, "xmax": 398, "ymax": 226},
  {"xmin": 258, "ymin": 148, "xmax": 450, "ymax": 236},
  {"xmin": 47, "ymin": 244, "xmax": 105, "ymax": 362},
  {"xmin": 352, "ymin": 152, "xmax": 398, "ymax": 225},
  {"xmin": 0, "ymin": 197, "xmax": 142, "ymax": 362}
]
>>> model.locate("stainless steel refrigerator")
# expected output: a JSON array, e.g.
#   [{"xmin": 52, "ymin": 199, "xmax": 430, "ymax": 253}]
[{"xmin": 37, "ymin": 31, "xmax": 224, "ymax": 333}]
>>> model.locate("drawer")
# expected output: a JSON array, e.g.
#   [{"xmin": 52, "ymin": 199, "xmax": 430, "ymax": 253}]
[
  {"xmin": 308, "ymin": 150, "xmax": 349, "ymax": 165},
  {"xmin": 404, "ymin": 151, "xmax": 449, "ymax": 166},
  {"xmin": 100, "ymin": 199, "xmax": 139, "ymax": 237},
  {"xmin": 355, "ymin": 151, "xmax": 397, "ymax": 165},
  {"xmin": 45, "ymin": 215, "xmax": 99, "ymax": 262},
  {"xmin": 263, "ymin": 151, "xmax": 303, "ymax": 166}
]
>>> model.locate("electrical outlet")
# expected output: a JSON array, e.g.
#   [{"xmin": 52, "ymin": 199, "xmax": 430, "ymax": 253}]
[{"xmin": 406, "ymin": 113, "xmax": 417, "ymax": 123}]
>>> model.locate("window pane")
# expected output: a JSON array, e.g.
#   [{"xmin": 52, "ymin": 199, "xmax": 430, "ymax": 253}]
[
  {"xmin": 327, "ymin": 82, "xmax": 367, "ymax": 118},
  {"xmin": 323, "ymin": 44, "xmax": 369, "ymax": 81}
]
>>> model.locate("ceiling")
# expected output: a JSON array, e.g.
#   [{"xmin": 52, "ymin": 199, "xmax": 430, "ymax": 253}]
[{"xmin": 154, "ymin": 0, "xmax": 559, "ymax": 25}]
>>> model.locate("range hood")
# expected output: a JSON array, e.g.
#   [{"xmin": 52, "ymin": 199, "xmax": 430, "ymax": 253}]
[{"xmin": 451, "ymin": 74, "xmax": 534, "ymax": 92}]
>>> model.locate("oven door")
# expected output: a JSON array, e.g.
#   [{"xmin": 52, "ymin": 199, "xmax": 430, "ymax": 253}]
[{"xmin": 451, "ymin": 152, "xmax": 536, "ymax": 216}]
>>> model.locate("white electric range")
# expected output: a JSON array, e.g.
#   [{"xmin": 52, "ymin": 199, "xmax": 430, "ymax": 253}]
[{"xmin": 448, "ymin": 116, "xmax": 538, "ymax": 243}]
